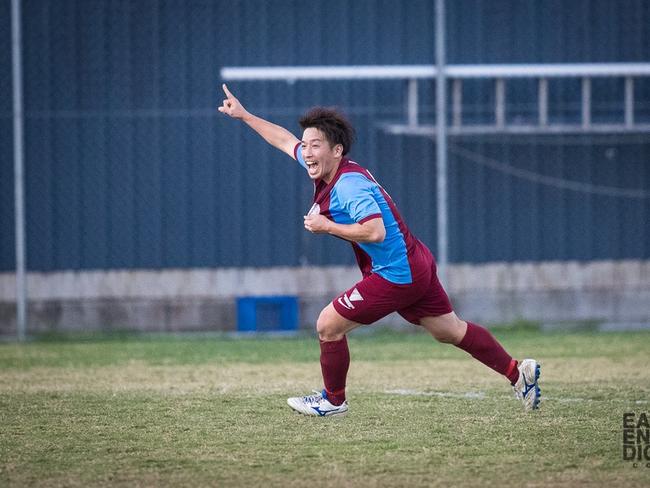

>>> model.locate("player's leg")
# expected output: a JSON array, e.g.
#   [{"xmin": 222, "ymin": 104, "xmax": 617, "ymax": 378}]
[
  {"xmin": 420, "ymin": 312, "xmax": 517, "ymax": 381},
  {"xmin": 419, "ymin": 312, "xmax": 541, "ymax": 410},
  {"xmin": 316, "ymin": 302, "xmax": 360, "ymax": 405},
  {"xmin": 398, "ymin": 254, "xmax": 541, "ymax": 410},
  {"xmin": 286, "ymin": 304, "xmax": 360, "ymax": 416},
  {"xmin": 287, "ymin": 274, "xmax": 408, "ymax": 416}
]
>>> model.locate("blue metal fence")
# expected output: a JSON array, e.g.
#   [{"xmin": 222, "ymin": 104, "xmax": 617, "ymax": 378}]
[{"xmin": 1, "ymin": 0, "xmax": 649, "ymax": 271}]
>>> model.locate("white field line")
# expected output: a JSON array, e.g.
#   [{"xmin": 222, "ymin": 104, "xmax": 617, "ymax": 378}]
[{"xmin": 384, "ymin": 389, "xmax": 649, "ymax": 404}]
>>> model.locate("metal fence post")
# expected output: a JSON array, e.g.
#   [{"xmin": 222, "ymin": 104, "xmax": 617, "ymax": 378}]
[
  {"xmin": 435, "ymin": 0, "xmax": 449, "ymax": 285},
  {"xmin": 12, "ymin": 0, "xmax": 27, "ymax": 341}
]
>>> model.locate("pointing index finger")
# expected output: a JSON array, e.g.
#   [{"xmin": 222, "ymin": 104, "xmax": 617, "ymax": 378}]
[{"xmin": 222, "ymin": 83, "xmax": 234, "ymax": 99}]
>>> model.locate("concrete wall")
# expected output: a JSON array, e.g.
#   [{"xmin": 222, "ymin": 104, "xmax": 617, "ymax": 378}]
[{"xmin": 1, "ymin": 260, "xmax": 649, "ymax": 335}]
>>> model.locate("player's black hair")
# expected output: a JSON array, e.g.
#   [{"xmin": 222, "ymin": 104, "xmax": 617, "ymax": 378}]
[{"xmin": 299, "ymin": 107, "xmax": 356, "ymax": 156}]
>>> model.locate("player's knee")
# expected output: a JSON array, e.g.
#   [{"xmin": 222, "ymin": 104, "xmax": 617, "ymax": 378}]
[
  {"xmin": 426, "ymin": 315, "xmax": 467, "ymax": 344},
  {"xmin": 316, "ymin": 309, "xmax": 342, "ymax": 341},
  {"xmin": 431, "ymin": 330, "xmax": 457, "ymax": 344},
  {"xmin": 432, "ymin": 333, "xmax": 450, "ymax": 344},
  {"xmin": 315, "ymin": 311, "xmax": 332, "ymax": 340}
]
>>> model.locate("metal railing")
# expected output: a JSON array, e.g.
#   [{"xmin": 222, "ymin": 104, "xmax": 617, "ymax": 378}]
[{"xmin": 221, "ymin": 63, "xmax": 650, "ymax": 136}]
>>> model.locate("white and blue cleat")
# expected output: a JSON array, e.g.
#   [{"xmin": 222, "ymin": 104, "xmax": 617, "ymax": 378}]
[
  {"xmin": 513, "ymin": 359, "xmax": 541, "ymax": 411},
  {"xmin": 287, "ymin": 389, "xmax": 349, "ymax": 417}
]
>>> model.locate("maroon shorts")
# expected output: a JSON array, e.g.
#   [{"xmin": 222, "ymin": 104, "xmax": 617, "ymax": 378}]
[{"xmin": 332, "ymin": 248, "xmax": 453, "ymax": 325}]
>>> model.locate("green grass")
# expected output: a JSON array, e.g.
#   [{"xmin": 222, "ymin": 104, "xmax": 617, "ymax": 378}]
[{"xmin": 1, "ymin": 329, "xmax": 649, "ymax": 487}]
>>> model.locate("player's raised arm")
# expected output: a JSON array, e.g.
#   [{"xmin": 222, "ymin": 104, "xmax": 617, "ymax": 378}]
[{"xmin": 218, "ymin": 84, "xmax": 300, "ymax": 159}]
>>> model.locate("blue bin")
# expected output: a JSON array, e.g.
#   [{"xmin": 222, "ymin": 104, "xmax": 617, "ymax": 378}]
[{"xmin": 236, "ymin": 296, "xmax": 299, "ymax": 332}]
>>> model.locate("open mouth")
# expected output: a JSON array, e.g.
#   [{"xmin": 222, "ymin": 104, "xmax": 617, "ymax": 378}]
[{"xmin": 306, "ymin": 161, "xmax": 319, "ymax": 175}]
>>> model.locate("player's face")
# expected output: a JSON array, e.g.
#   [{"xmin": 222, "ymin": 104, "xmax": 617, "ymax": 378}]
[{"xmin": 301, "ymin": 127, "xmax": 343, "ymax": 183}]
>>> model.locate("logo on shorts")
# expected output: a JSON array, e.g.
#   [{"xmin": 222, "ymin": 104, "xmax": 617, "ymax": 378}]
[{"xmin": 338, "ymin": 288, "xmax": 364, "ymax": 310}]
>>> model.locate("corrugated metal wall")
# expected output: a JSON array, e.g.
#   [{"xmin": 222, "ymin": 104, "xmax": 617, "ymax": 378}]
[
  {"xmin": 0, "ymin": 0, "xmax": 648, "ymax": 271},
  {"xmin": 0, "ymin": 0, "xmax": 13, "ymax": 271}
]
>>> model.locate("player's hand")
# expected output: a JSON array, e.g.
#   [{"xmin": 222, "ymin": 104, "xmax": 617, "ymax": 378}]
[
  {"xmin": 304, "ymin": 214, "xmax": 331, "ymax": 234},
  {"xmin": 218, "ymin": 84, "xmax": 249, "ymax": 119}
]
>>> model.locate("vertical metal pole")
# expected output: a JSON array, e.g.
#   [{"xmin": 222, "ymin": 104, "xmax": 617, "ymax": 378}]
[
  {"xmin": 581, "ymin": 77, "xmax": 591, "ymax": 130},
  {"xmin": 435, "ymin": 0, "xmax": 448, "ymax": 285},
  {"xmin": 538, "ymin": 78, "xmax": 548, "ymax": 127},
  {"xmin": 624, "ymin": 76, "xmax": 634, "ymax": 128},
  {"xmin": 407, "ymin": 78, "xmax": 419, "ymax": 127},
  {"xmin": 12, "ymin": 0, "xmax": 27, "ymax": 341},
  {"xmin": 452, "ymin": 79, "xmax": 462, "ymax": 129},
  {"xmin": 495, "ymin": 78, "xmax": 505, "ymax": 128}
]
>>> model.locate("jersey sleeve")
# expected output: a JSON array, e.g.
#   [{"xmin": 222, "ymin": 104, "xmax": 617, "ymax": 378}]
[
  {"xmin": 335, "ymin": 173, "xmax": 382, "ymax": 224},
  {"xmin": 293, "ymin": 142, "xmax": 308, "ymax": 170}
]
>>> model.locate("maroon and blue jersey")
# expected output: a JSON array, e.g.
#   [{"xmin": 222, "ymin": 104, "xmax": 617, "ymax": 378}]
[{"xmin": 294, "ymin": 143, "xmax": 432, "ymax": 285}]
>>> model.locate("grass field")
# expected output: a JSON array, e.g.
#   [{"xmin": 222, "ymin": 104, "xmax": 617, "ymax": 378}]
[{"xmin": 1, "ymin": 328, "xmax": 649, "ymax": 487}]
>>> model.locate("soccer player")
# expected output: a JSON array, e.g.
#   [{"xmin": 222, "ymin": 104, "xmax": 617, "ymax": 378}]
[{"xmin": 218, "ymin": 84, "xmax": 541, "ymax": 416}]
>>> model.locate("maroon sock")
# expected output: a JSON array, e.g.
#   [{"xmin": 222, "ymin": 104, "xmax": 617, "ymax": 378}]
[
  {"xmin": 456, "ymin": 322, "xmax": 519, "ymax": 384},
  {"xmin": 319, "ymin": 336, "xmax": 350, "ymax": 406}
]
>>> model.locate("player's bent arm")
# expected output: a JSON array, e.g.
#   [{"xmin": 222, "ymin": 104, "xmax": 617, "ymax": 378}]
[
  {"xmin": 241, "ymin": 112, "xmax": 300, "ymax": 159},
  {"xmin": 327, "ymin": 217, "xmax": 386, "ymax": 243}
]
